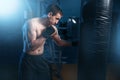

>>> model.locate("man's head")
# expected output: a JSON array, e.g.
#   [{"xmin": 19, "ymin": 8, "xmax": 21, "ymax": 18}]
[
  {"xmin": 46, "ymin": 4, "xmax": 63, "ymax": 25},
  {"xmin": 46, "ymin": 4, "xmax": 63, "ymax": 16}
]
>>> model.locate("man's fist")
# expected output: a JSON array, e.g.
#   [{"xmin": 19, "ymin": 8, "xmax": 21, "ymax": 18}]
[
  {"xmin": 72, "ymin": 41, "xmax": 79, "ymax": 46},
  {"xmin": 42, "ymin": 26, "xmax": 55, "ymax": 38}
]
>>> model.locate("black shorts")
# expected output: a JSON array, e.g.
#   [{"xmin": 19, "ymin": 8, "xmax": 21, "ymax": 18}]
[{"xmin": 18, "ymin": 53, "xmax": 51, "ymax": 80}]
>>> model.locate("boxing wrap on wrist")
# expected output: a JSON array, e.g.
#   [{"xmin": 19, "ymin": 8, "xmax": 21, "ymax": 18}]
[
  {"xmin": 72, "ymin": 41, "xmax": 79, "ymax": 46},
  {"xmin": 42, "ymin": 26, "xmax": 55, "ymax": 38}
]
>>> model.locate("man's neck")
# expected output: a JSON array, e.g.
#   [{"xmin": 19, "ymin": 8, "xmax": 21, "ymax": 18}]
[{"xmin": 41, "ymin": 17, "xmax": 50, "ymax": 27}]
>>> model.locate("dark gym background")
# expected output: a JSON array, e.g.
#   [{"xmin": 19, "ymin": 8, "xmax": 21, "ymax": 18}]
[
  {"xmin": 0, "ymin": 0, "xmax": 120, "ymax": 80},
  {"xmin": 0, "ymin": 0, "xmax": 80, "ymax": 80}
]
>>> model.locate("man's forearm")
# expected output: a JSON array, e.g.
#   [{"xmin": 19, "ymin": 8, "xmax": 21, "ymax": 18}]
[{"xmin": 30, "ymin": 36, "xmax": 46, "ymax": 51}]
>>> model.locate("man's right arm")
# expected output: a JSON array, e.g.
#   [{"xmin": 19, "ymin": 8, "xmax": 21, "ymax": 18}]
[{"xmin": 26, "ymin": 22, "xmax": 46, "ymax": 51}]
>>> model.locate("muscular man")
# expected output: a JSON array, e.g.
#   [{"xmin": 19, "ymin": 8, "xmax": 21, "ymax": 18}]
[{"xmin": 18, "ymin": 4, "xmax": 73, "ymax": 80}]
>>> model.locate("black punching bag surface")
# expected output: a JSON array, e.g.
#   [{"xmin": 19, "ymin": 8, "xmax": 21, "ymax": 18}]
[{"xmin": 78, "ymin": 0, "xmax": 113, "ymax": 80}]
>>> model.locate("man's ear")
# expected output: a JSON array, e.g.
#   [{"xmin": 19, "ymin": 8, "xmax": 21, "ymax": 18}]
[{"xmin": 48, "ymin": 12, "xmax": 53, "ymax": 17}]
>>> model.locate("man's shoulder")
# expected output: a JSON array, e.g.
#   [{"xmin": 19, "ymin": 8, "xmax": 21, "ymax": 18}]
[
  {"xmin": 26, "ymin": 18, "xmax": 42, "ymax": 27},
  {"xmin": 28, "ymin": 17, "xmax": 40, "ymax": 23},
  {"xmin": 23, "ymin": 18, "xmax": 40, "ymax": 29}
]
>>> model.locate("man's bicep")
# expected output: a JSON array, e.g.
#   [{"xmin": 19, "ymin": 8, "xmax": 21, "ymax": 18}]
[
  {"xmin": 28, "ymin": 30, "xmax": 36, "ymax": 42},
  {"xmin": 27, "ymin": 24, "xmax": 37, "ymax": 43}
]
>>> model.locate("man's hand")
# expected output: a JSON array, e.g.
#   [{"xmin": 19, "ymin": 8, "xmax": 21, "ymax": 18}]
[{"xmin": 42, "ymin": 26, "xmax": 55, "ymax": 38}]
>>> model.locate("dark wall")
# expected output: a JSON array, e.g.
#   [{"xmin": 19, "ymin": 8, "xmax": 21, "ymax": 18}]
[{"xmin": 60, "ymin": 0, "xmax": 81, "ymax": 21}]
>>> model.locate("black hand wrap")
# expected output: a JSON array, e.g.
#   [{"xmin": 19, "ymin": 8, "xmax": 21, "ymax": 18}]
[
  {"xmin": 42, "ymin": 26, "xmax": 55, "ymax": 38},
  {"xmin": 72, "ymin": 41, "xmax": 79, "ymax": 46}
]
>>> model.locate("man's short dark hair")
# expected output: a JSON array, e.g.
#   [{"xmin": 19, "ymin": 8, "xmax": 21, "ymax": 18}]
[{"xmin": 46, "ymin": 4, "xmax": 63, "ymax": 16}]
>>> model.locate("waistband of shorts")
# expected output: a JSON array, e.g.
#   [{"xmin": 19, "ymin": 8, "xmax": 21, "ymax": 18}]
[{"xmin": 22, "ymin": 52, "xmax": 44, "ymax": 57}]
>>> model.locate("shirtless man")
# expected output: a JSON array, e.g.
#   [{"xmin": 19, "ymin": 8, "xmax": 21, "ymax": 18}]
[{"xmin": 18, "ymin": 4, "xmax": 72, "ymax": 80}]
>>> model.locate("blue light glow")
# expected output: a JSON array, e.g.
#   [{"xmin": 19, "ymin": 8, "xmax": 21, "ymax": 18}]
[{"xmin": 0, "ymin": 0, "xmax": 20, "ymax": 18}]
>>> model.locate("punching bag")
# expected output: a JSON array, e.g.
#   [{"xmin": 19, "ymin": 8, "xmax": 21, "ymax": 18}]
[{"xmin": 78, "ymin": 0, "xmax": 113, "ymax": 80}]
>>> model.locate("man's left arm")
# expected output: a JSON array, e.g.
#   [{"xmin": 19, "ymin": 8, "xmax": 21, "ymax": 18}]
[
  {"xmin": 52, "ymin": 33, "xmax": 72, "ymax": 46},
  {"xmin": 51, "ymin": 25, "xmax": 79, "ymax": 47}
]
